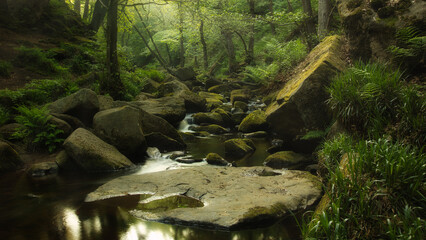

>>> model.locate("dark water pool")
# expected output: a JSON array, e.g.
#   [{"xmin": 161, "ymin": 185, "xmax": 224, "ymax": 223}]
[{"xmin": 0, "ymin": 134, "xmax": 303, "ymax": 240}]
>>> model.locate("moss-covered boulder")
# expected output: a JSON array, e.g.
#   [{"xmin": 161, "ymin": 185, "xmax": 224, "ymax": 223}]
[
  {"xmin": 212, "ymin": 108, "xmax": 233, "ymax": 127},
  {"xmin": 264, "ymin": 151, "xmax": 311, "ymax": 169},
  {"xmin": 48, "ymin": 88, "xmax": 99, "ymax": 127},
  {"xmin": 208, "ymin": 84, "xmax": 232, "ymax": 95},
  {"xmin": 145, "ymin": 132, "xmax": 186, "ymax": 152},
  {"xmin": 230, "ymin": 89, "xmax": 250, "ymax": 104},
  {"xmin": 266, "ymin": 36, "xmax": 346, "ymax": 139},
  {"xmin": 93, "ymin": 106, "xmax": 147, "ymax": 161},
  {"xmin": 191, "ymin": 124, "xmax": 229, "ymax": 135},
  {"xmin": 206, "ymin": 153, "xmax": 229, "ymax": 166},
  {"xmin": 193, "ymin": 112, "xmax": 225, "ymax": 126},
  {"xmin": 238, "ymin": 110, "xmax": 269, "ymax": 133},
  {"xmin": 198, "ymin": 92, "xmax": 226, "ymax": 102},
  {"xmin": 63, "ymin": 128, "xmax": 135, "ymax": 173},
  {"xmin": 0, "ymin": 141, "xmax": 23, "ymax": 172},
  {"xmin": 225, "ymin": 138, "xmax": 256, "ymax": 158},
  {"xmin": 174, "ymin": 90, "xmax": 207, "ymax": 113},
  {"xmin": 233, "ymin": 101, "xmax": 248, "ymax": 112},
  {"xmin": 157, "ymin": 80, "xmax": 190, "ymax": 96}
]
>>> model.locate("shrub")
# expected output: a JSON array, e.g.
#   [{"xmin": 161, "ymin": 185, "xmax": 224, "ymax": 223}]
[
  {"xmin": 12, "ymin": 105, "xmax": 64, "ymax": 152},
  {"xmin": 121, "ymin": 70, "xmax": 148, "ymax": 100},
  {"xmin": 261, "ymin": 37, "xmax": 307, "ymax": 73},
  {"xmin": 0, "ymin": 60, "xmax": 12, "ymax": 78}
]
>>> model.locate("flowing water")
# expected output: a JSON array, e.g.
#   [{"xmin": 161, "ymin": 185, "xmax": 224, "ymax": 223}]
[{"xmin": 0, "ymin": 113, "xmax": 302, "ymax": 240}]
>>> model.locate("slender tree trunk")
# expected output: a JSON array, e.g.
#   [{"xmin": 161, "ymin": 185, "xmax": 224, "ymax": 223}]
[
  {"xmin": 234, "ymin": 31, "xmax": 248, "ymax": 57},
  {"xmin": 166, "ymin": 44, "xmax": 173, "ymax": 65},
  {"xmin": 222, "ymin": 30, "xmax": 238, "ymax": 74},
  {"xmin": 199, "ymin": 19, "xmax": 208, "ymax": 70},
  {"xmin": 286, "ymin": 0, "xmax": 294, "ymax": 12},
  {"xmin": 247, "ymin": 0, "xmax": 255, "ymax": 65},
  {"xmin": 318, "ymin": 0, "xmax": 331, "ymax": 39},
  {"xmin": 0, "ymin": 0, "xmax": 11, "ymax": 25},
  {"xmin": 74, "ymin": 0, "xmax": 81, "ymax": 15},
  {"xmin": 104, "ymin": 0, "xmax": 123, "ymax": 99},
  {"xmin": 83, "ymin": 0, "xmax": 90, "ymax": 20},
  {"xmin": 89, "ymin": 0, "xmax": 110, "ymax": 32},
  {"xmin": 178, "ymin": 2, "xmax": 185, "ymax": 68},
  {"xmin": 301, "ymin": 0, "xmax": 316, "ymax": 49},
  {"xmin": 268, "ymin": 0, "xmax": 276, "ymax": 34}
]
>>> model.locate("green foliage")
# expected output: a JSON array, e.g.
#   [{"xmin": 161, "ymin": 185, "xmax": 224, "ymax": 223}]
[
  {"xmin": 12, "ymin": 106, "xmax": 64, "ymax": 152},
  {"xmin": 14, "ymin": 46, "xmax": 68, "ymax": 76},
  {"xmin": 242, "ymin": 63, "xmax": 279, "ymax": 84},
  {"xmin": 301, "ymin": 129, "xmax": 327, "ymax": 141},
  {"xmin": 0, "ymin": 79, "xmax": 79, "ymax": 107},
  {"xmin": 327, "ymin": 62, "xmax": 401, "ymax": 135},
  {"xmin": 388, "ymin": 26, "xmax": 425, "ymax": 71},
  {"xmin": 305, "ymin": 138, "xmax": 425, "ymax": 239},
  {"xmin": 121, "ymin": 70, "xmax": 151, "ymax": 100},
  {"xmin": 0, "ymin": 106, "xmax": 10, "ymax": 126},
  {"xmin": 0, "ymin": 60, "xmax": 13, "ymax": 78}
]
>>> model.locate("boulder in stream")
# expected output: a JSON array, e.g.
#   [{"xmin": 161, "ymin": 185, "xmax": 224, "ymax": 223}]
[
  {"xmin": 264, "ymin": 151, "xmax": 311, "ymax": 170},
  {"xmin": 0, "ymin": 141, "xmax": 23, "ymax": 172},
  {"xmin": 206, "ymin": 153, "xmax": 229, "ymax": 166},
  {"xmin": 132, "ymin": 97, "xmax": 186, "ymax": 126},
  {"xmin": 224, "ymin": 138, "xmax": 256, "ymax": 159},
  {"xmin": 93, "ymin": 106, "xmax": 147, "ymax": 161},
  {"xmin": 63, "ymin": 128, "xmax": 135, "ymax": 173},
  {"xmin": 85, "ymin": 166, "xmax": 322, "ymax": 230},
  {"xmin": 238, "ymin": 110, "xmax": 269, "ymax": 133}
]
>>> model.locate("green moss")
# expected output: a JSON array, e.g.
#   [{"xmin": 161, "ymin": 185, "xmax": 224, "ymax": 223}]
[
  {"xmin": 238, "ymin": 110, "xmax": 268, "ymax": 133},
  {"xmin": 137, "ymin": 195, "xmax": 204, "ymax": 212},
  {"xmin": 243, "ymin": 203, "xmax": 287, "ymax": 220}
]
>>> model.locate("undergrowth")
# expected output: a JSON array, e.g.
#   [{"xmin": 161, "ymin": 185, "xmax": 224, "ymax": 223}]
[
  {"xmin": 12, "ymin": 105, "xmax": 64, "ymax": 153},
  {"xmin": 0, "ymin": 60, "xmax": 12, "ymax": 78}
]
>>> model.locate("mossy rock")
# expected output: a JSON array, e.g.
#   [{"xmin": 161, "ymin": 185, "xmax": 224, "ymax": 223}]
[
  {"xmin": 198, "ymin": 92, "xmax": 226, "ymax": 103},
  {"xmin": 192, "ymin": 124, "xmax": 229, "ymax": 135},
  {"xmin": 211, "ymin": 108, "xmax": 232, "ymax": 127},
  {"xmin": 0, "ymin": 141, "xmax": 24, "ymax": 173},
  {"xmin": 233, "ymin": 101, "xmax": 248, "ymax": 112},
  {"xmin": 225, "ymin": 138, "xmax": 256, "ymax": 158},
  {"xmin": 206, "ymin": 153, "xmax": 229, "ymax": 166},
  {"xmin": 208, "ymin": 84, "xmax": 232, "ymax": 94},
  {"xmin": 264, "ymin": 151, "xmax": 311, "ymax": 169},
  {"xmin": 230, "ymin": 89, "xmax": 250, "ymax": 104},
  {"xmin": 137, "ymin": 195, "xmax": 203, "ymax": 213},
  {"xmin": 238, "ymin": 110, "xmax": 269, "ymax": 133},
  {"xmin": 193, "ymin": 112, "xmax": 224, "ymax": 126}
]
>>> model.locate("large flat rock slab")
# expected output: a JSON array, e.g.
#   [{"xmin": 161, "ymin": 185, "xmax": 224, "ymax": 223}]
[{"xmin": 86, "ymin": 166, "xmax": 321, "ymax": 230}]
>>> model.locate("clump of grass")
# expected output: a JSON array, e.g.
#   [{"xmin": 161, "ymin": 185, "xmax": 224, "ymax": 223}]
[
  {"xmin": 0, "ymin": 60, "xmax": 13, "ymax": 78},
  {"xmin": 305, "ymin": 138, "xmax": 425, "ymax": 239},
  {"xmin": 14, "ymin": 46, "xmax": 68, "ymax": 76},
  {"xmin": 327, "ymin": 61, "xmax": 425, "ymax": 146}
]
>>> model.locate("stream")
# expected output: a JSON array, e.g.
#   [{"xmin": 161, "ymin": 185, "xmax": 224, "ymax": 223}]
[{"xmin": 0, "ymin": 113, "xmax": 302, "ymax": 240}]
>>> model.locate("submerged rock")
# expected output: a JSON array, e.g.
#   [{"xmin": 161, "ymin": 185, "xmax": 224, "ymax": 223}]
[
  {"xmin": 86, "ymin": 166, "xmax": 322, "ymax": 230},
  {"xmin": 191, "ymin": 124, "xmax": 229, "ymax": 135},
  {"xmin": 264, "ymin": 151, "xmax": 311, "ymax": 170},
  {"xmin": 0, "ymin": 141, "xmax": 23, "ymax": 172},
  {"xmin": 206, "ymin": 153, "xmax": 229, "ymax": 166},
  {"xmin": 63, "ymin": 128, "xmax": 135, "ymax": 173},
  {"xmin": 224, "ymin": 138, "xmax": 256, "ymax": 158},
  {"xmin": 28, "ymin": 162, "xmax": 58, "ymax": 177}
]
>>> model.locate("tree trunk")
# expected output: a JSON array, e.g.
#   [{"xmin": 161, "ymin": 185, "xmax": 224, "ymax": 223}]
[
  {"xmin": 74, "ymin": 0, "xmax": 81, "ymax": 15},
  {"xmin": 247, "ymin": 0, "xmax": 255, "ymax": 65},
  {"xmin": 318, "ymin": 0, "xmax": 331, "ymax": 39},
  {"xmin": 222, "ymin": 30, "xmax": 238, "ymax": 74},
  {"xmin": 286, "ymin": 0, "xmax": 294, "ymax": 12},
  {"xmin": 104, "ymin": 0, "xmax": 123, "ymax": 99},
  {"xmin": 178, "ymin": 2, "xmax": 185, "ymax": 68},
  {"xmin": 89, "ymin": 0, "xmax": 110, "ymax": 32},
  {"xmin": 83, "ymin": 0, "xmax": 90, "ymax": 20},
  {"xmin": 0, "ymin": 0, "xmax": 11, "ymax": 25},
  {"xmin": 268, "ymin": 0, "xmax": 276, "ymax": 34},
  {"xmin": 199, "ymin": 20, "xmax": 209, "ymax": 70},
  {"xmin": 301, "ymin": 0, "xmax": 316, "ymax": 49}
]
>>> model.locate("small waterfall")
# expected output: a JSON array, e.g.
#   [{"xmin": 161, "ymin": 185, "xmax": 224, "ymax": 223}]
[{"xmin": 178, "ymin": 114, "xmax": 195, "ymax": 133}]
